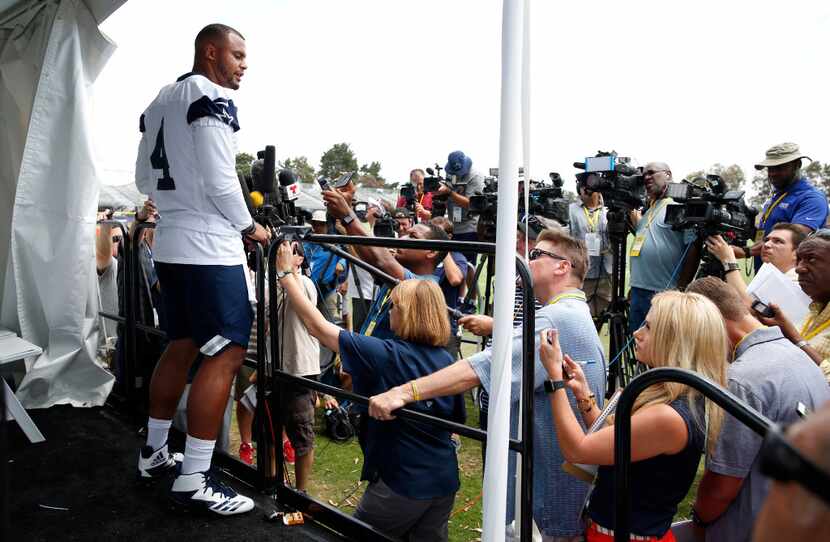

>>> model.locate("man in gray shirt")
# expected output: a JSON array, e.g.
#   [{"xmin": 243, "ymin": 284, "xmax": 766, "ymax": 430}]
[
  {"xmin": 569, "ymin": 184, "xmax": 612, "ymax": 320},
  {"xmin": 436, "ymin": 150, "xmax": 484, "ymax": 264},
  {"xmin": 686, "ymin": 277, "xmax": 830, "ymax": 542}
]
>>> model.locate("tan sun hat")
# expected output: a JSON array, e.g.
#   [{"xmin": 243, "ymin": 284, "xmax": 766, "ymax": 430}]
[{"xmin": 754, "ymin": 142, "xmax": 811, "ymax": 170}]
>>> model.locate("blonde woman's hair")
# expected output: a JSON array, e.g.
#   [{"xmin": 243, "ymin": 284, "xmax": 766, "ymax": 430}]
[
  {"xmin": 622, "ymin": 290, "xmax": 728, "ymax": 454},
  {"xmin": 390, "ymin": 279, "xmax": 450, "ymax": 347}
]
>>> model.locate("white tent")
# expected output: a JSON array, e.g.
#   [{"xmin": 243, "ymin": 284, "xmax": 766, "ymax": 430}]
[{"xmin": 0, "ymin": 0, "xmax": 125, "ymax": 408}]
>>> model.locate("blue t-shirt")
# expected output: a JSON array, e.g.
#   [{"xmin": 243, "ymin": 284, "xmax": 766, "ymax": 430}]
[
  {"xmin": 359, "ymin": 269, "xmax": 436, "ymax": 340},
  {"xmin": 305, "ymin": 243, "xmax": 344, "ymax": 295},
  {"xmin": 630, "ymin": 198, "xmax": 696, "ymax": 292},
  {"xmin": 434, "ymin": 252, "xmax": 469, "ymax": 333},
  {"xmin": 338, "ymin": 330, "xmax": 464, "ymax": 499},
  {"xmin": 754, "ymin": 178, "xmax": 829, "ymax": 271}
]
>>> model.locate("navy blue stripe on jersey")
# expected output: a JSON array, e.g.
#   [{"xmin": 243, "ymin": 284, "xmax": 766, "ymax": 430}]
[
  {"xmin": 186, "ymin": 95, "xmax": 240, "ymax": 132},
  {"xmin": 139, "ymin": 113, "xmax": 145, "ymax": 133},
  {"xmin": 176, "ymin": 71, "xmax": 197, "ymax": 82}
]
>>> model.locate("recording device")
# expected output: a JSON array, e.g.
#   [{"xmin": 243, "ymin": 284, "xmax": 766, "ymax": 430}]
[
  {"xmin": 574, "ymin": 151, "xmax": 646, "ymax": 211},
  {"xmin": 317, "ymin": 175, "xmax": 332, "ymax": 192},
  {"xmin": 399, "ymin": 183, "xmax": 417, "ymax": 216},
  {"xmin": 468, "ymin": 170, "xmax": 569, "ymax": 241},
  {"xmin": 664, "ymin": 176, "xmax": 757, "ymax": 242},
  {"xmin": 242, "ymin": 145, "xmax": 310, "ymax": 242},
  {"xmin": 750, "ymin": 297, "xmax": 775, "ymax": 319},
  {"xmin": 368, "ymin": 207, "xmax": 398, "ymax": 238},
  {"xmin": 424, "ymin": 164, "xmax": 465, "ymax": 218}
]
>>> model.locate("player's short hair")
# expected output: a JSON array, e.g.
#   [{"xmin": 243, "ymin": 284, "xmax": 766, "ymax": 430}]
[
  {"xmin": 536, "ymin": 228, "xmax": 588, "ymax": 284},
  {"xmin": 686, "ymin": 276, "xmax": 748, "ymax": 321},
  {"xmin": 195, "ymin": 24, "xmax": 245, "ymax": 50}
]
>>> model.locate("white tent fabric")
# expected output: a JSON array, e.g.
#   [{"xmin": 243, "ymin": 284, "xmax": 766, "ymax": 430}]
[{"xmin": 0, "ymin": 0, "xmax": 124, "ymax": 408}]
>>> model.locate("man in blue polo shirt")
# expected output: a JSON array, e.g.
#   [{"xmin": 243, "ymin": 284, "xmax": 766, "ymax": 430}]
[{"xmin": 738, "ymin": 142, "xmax": 828, "ymax": 271}]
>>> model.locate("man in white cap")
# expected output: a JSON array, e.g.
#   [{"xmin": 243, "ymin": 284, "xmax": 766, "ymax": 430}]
[{"xmin": 736, "ymin": 143, "xmax": 828, "ymax": 271}]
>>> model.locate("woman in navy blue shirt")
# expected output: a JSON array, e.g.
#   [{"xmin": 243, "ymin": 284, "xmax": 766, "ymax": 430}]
[
  {"xmin": 539, "ymin": 291, "xmax": 728, "ymax": 542},
  {"xmin": 276, "ymin": 241, "xmax": 464, "ymax": 542}
]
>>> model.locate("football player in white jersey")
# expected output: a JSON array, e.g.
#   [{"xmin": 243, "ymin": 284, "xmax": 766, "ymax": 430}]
[{"xmin": 134, "ymin": 23, "xmax": 268, "ymax": 516}]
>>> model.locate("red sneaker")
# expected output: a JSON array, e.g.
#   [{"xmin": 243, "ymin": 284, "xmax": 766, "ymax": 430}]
[
  {"xmin": 239, "ymin": 442, "xmax": 254, "ymax": 465},
  {"xmin": 283, "ymin": 438, "xmax": 296, "ymax": 465}
]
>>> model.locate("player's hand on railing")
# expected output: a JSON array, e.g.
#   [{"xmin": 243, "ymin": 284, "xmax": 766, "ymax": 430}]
[{"xmin": 247, "ymin": 222, "xmax": 271, "ymax": 245}]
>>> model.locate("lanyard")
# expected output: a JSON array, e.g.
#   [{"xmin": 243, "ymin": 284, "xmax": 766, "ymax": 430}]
[
  {"xmin": 547, "ymin": 291, "xmax": 587, "ymax": 306},
  {"xmin": 365, "ymin": 289, "xmax": 393, "ymax": 336},
  {"xmin": 731, "ymin": 326, "xmax": 768, "ymax": 360},
  {"xmin": 643, "ymin": 198, "xmax": 670, "ymax": 232},
  {"xmin": 760, "ymin": 192, "xmax": 788, "ymax": 228},
  {"xmin": 800, "ymin": 314, "xmax": 830, "ymax": 342},
  {"xmin": 583, "ymin": 206, "xmax": 601, "ymax": 232}
]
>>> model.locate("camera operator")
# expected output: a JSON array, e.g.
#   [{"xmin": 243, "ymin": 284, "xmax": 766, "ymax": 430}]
[
  {"xmin": 134, "ymin": 23, "xmax": 269, "ymax": 516},
  {"xmin": 735, "ymin": 143, "xmax": 828, "ymax": 272},
  {"xmin": 392, "ymin": 208, "xmax": 414, "ymax": 235},
  {"xmin": 275, "ymin": 242, "xmax": 465, "ymax": 541},
  {"xmin": 685, "ymin": 277, "xmax": 829, "ymax": 542},
  {"xmin": 436, "ymin": 151, "xmax": 485, "ymax": 265},
  {"xmin": 321, "ymin": 188, "xmax": 448, "ymax": 340},
  {"xmin": 397, "ymin": 168, "xmax": 433, "ymax": 223},
  {"xmin": 569, "ymin": 184, "xmax": 612, "ymax": 319},
  {"xmin": 369, "ymin": 229, "xmax": 607, "ymax": 540},
  {"xmin": 628, "ymin": 162, "xmax": 700, "ymax": 332}
]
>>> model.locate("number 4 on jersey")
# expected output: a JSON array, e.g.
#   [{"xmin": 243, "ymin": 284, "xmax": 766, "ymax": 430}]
[{"xmin": 150, "ymin": 118, "xmax": 175, "ymax": 190}]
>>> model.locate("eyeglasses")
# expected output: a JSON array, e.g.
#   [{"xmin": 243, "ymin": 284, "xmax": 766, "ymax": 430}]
[
  {"xmin": 111, "ymin": 236, "xmax": 122, "ymax": 243},
  {"xmin": 529, "ymin": 248, "xmax": 570, "ymax": 264},
  {"xmin": 759, "ymin": 427, "xmax": 830, "ymax": 506}
]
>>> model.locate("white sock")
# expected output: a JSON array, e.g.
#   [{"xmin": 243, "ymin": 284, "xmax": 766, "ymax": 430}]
[
  {"xmin": 146, "ymin": 417, "xmax": 172, "ymax": 451},
  {"xmin": 181, "ymin": 435, "xmax": 216, "ymax": 475}
]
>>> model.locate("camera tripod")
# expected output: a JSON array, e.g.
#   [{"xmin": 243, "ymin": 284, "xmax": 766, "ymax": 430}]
[{"xmin": 595, "ymin": 208, "xmax": 639, "ymax": 395}]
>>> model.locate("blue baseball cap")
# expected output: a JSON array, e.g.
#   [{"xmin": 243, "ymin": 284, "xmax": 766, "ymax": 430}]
[{"xmin": 445, "ymin": 151, "xmax": 472, "ymax": 177}]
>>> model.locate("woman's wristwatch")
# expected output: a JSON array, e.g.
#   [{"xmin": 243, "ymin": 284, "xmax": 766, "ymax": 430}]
[
  {"xmin": 576, "ymin": 393, "xmax": 597, "ymax": 413},
  {"xmin": 723, "ymin": 261, "xmax": 740, "ymax": 274}
]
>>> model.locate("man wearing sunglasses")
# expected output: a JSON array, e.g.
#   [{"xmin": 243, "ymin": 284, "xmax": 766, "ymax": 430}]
[
  {"xmin": 368, "ymin": 229, "xmax": 607, "ymax": 541},
  {"xmin": 628, "ymin": 162, "xmax": 700, "ymax": 332},
  {"xmin": 686, "ymin": 277, "xmax": 829, "ymax": 542}
]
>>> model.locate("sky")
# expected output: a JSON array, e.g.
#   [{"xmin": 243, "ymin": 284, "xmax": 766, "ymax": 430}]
[{"xmin": 94, "ymin": 0, "xmax": 830, "ymax": 196}]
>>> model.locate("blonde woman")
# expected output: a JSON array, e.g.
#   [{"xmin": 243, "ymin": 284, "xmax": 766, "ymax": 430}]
[
  {"xmin": 539, "ymin": 291, "xmax": 727, "ymax": 542},
  {"xmin": 275, "ymin": 241, "xmax": 464, "ymax": 542}
]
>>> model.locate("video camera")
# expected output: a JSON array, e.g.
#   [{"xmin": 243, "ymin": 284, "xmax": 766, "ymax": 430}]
[
  {"xmin": 664, "ymin": 175, "xmax": 757, "ymax": 244},
  {"xmin": 353, "ymin": 201, "xmax": 398, "ymax": 238},
  {"xmin": 399, "ymin": 182, "xmax": 417, "ymax": 215},
  {"xmin": 468, "ymin": 169, "xmax": 569, "ymax": 241},
  {"xmin": 575, "ymin": 151, "xmax": 645, "ymax": 211},
  {"xmin": 423, "ymin": 164, "xmax": 463, "ymax": 218},
  {"xmin": 243, "ymin": 145, "xmax": 310, "ymax": 242}
]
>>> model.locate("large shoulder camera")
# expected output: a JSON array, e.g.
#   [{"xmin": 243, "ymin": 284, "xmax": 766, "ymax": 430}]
[
  {"xmin": 423, "ymin": 164, "xmax": 467, "ymax": 218},
  {"xmin": 575, "ymin": 151, "xmax": 646, "ymax": 211},
  {"xmin": 353, "ymin": 201, "xmax": 398, "ymax": 238},
  {"xmin": 664, "ymin": 175, "xmax": 757, "ymax": 243},
  {"xmin": 468, "ymin": 169, "xmax": 569, "ymax": 241}
]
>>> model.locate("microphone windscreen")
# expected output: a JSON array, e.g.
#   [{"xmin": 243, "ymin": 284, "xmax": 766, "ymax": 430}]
[{"xmin": 262, "ymin": 145, "xmax": 276, "ymax": 193}]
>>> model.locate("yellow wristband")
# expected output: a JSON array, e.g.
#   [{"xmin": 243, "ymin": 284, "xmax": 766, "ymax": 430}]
[{"xmin": 410, "ymin": 381, "xmax": 421, "ymax": 402}]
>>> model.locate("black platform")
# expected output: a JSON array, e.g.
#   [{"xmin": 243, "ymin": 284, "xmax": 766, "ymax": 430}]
[{"xmin": 6, "ymin": 405, "xmax": 342, "ymax": 541}]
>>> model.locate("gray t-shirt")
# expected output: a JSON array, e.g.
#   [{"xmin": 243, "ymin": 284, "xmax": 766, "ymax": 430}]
[
  {"xmin": 97, "ymin": 257, "xmax": 118, "ymax": 341},
  {"xmin": 706, "ymin": 326, "xmax": 830, "ymax": 542},
  {"xmin": 568, "ymin": 202, "xmax": 612, "ymax": 279},
  {"xmin": 629, "ymin": 197, "xmax": 695, "ymax": 292},
  {"xmin": 447, "ymin": 169, "xmax": 484, "ymax": 235},
  {"xmin": 467, "ymin": 291, "xmax": 607, "ymax": 537}
]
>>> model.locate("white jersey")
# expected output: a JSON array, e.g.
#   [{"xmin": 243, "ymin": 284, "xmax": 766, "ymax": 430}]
[{"xmin": 135, "ymin": 72, "xmax": 252, "ymax": 266}]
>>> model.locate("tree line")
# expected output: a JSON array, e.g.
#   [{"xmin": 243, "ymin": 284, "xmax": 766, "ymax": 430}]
[{"xmin": 235, "ymin": 142, "xmax": 388, "ymax": 188}]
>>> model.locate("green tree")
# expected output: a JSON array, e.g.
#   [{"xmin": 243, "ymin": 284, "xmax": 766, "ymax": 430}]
[
  {"xmin": 235, "ymin": 152, "xmax": 255, "ymax": 179},
  {"xmin": 358, "ymin": 160, "xmax": 386, "ymax": 187},
  {"xmin": 281, "ymin": 156, "xmax": 316, "ymax": 184},
  {"xmin": 749, "ymin": 171, "xmax": 772, "ymax": 208},
  {"xmin": 319, "ymin": 143, "xmax": 358, "ymax": 180},
  {"xmin": 803, "ymin": 160, "xmax": 830, "ymax": 197}
]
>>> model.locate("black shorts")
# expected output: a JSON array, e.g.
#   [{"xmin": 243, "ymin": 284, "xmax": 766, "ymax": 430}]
[{"xmin": 155, "ymin": 262, "xmax": 253, "ymax": 355}]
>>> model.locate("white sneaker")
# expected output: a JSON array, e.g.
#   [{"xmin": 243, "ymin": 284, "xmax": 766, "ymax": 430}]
[
  {"xmin": 169, "ymin": 471, "xmax": 255, "ymax": 516},
  {"xmin": 137, "ymin": 443, "xmax": 183, "ymax": 481}
]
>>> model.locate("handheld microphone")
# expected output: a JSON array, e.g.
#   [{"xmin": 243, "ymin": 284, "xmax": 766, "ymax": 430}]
[{"xmin": 279, "ymin": 169, "xmax": 300, "ymax": 202}]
